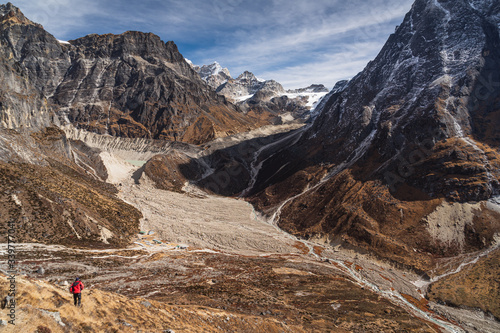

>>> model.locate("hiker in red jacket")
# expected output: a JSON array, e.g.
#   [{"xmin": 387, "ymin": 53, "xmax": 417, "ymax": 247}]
[{"xmin": 69, "ymin": 277, "xmax": 84, "ymax": 306}]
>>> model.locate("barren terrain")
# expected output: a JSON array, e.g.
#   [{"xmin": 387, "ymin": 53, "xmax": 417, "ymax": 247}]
[{"xmin": 1, "ymin": 129, "xmax": 499, "ymax": 332}]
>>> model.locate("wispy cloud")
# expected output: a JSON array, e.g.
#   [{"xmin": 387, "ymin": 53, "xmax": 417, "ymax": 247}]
[
  {"xmin": 184, "ymin": 0, "xmax": 414, "ymax": 88},
  {"xmin": 11, "ymin": 0, "xmax": 414, "ymax": 88},
  {"xmin": 259, "ymin": 41, "xmax": 385, "ymax": 88},
  {"xmin": 190, "ymin": 0, "xmax": 414, "ymax": 88}
]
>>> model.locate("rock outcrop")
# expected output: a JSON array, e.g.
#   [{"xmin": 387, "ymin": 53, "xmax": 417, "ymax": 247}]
[{"xmin": 0, "ymin": 3, "xmax": 61, "ymax": 131}]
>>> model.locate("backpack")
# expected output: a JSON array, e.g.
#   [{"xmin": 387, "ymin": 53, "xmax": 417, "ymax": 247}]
[{"xmin": 69, "ymin": 282, "xmax": 79, "ymax": 294}]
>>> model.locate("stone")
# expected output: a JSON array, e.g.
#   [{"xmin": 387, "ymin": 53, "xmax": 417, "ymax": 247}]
[
  {"xmin": 141, "ymin": 300, "xmax": 152, "ymax": 308},
  {"xmin": 40, "ymin": 310, "xmax": 65, "ymax": 327}
]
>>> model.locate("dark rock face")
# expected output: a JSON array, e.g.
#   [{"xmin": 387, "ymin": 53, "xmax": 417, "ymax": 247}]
[
  {"xmin": 305, "ymin": 0, "xmax": 500, "ymax": 200},
  {"xmin": 247, "ymin": 0, "xmax": 500, "ymax": 269},
  {"xmin": 54, "ymin": 31, "xmax": 259, "ymax": 143},
  {"xmin": 0, "ymin": 3, "xmax": 62, "ymax": 130},
  {"xmin": 0, "ymin": 3, "xmax": 260, "ymax": 144}
]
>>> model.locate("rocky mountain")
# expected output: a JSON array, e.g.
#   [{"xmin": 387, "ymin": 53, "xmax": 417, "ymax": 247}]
[
  {"xmin": 217, "ymin": 71, "xmax": 284, "ymax": 101},
  {"xmin": 193, "ymin": 0, "xmax": 500, "ymax": 279},
  {"xmin": 0, "ymin": 3, "xmax": 145, "ymax": 247},
  {"xmin": 2, "ymin": 1, "xmax": 500, "ymax": 330},
  {"xmin": 180, "ymin": 0, "xmax": 500, "ymax": 317},
  {"xmin": 0, "ymin": 3, "xmax": 264, "ymax": 144},
  {"xmin": 0, "ymin": 3, "xmax": 60, "ymax": 131}
]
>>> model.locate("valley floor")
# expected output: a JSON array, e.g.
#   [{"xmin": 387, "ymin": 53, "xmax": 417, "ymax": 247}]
[{"xmin": 1, "ymin": 127, "xmax": 499, "ymax": 332}]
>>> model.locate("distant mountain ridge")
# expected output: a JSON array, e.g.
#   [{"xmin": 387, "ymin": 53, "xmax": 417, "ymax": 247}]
[
  {"xmin": 190, "ymin": 60, "xmax": 329, "ymax": 122},
  {"xmin": 191, "ymin": 61, "xmax": 232, "ymax": 90}
]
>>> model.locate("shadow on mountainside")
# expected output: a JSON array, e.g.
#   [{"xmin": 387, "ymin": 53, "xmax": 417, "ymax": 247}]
[{"xmin": 177, "ymin": 126, "xmax": 317, "ymax": 197}]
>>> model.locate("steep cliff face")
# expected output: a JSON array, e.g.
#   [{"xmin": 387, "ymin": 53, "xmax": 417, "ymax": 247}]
[
  {"xmin": 246, "ymin": 0, "xmax": 500, "ymax": 270},
  {"xmin": 0, "ymin": 3, "xmax": 147, "ymax": 246},
  {"xmin": 0, "ymin": 3, "xmax": 61, "ymax": 130},
  {"xmin": 54, "ymin": 32, "xmax": 259, "ymax": 143},
  {"xmin": 302, "ymin": 0, "xmax": 500, "ymax": 201},
  {"xmin": 0, "ymin": 3, "xmax": 261, "ymax": 144}
]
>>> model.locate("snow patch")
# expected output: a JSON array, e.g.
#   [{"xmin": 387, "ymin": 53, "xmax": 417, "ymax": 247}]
[
  {"xmin": 234, "ymin": 94, "xmax": 254, "ymax": 102},
  {"xmin": 432, "ymin": 0, "xmax": 451, "ymax": 24},
  {"xmin": 430, "ymin": 74, "xmax": 452, "ymax": 88},
  {"xmin": 486, "ymin": 196, "xmax": 500, "ymax": 214},
  {"xmin": 283, "ymin": 92, "xmax": 328, "ymax": 108}
]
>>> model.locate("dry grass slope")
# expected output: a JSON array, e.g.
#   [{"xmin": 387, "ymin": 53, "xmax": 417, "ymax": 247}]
[
  {"xmin": 0, "ymin": 274, "xmax": 304, "ymax": 332},
  {"xmin": 428, "ymin": 248, "xmax": 500, "ymax": 320}
]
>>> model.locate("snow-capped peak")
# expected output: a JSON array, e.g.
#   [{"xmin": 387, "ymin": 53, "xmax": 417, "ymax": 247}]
[{"xmin": 198, "ymin": 62, "xmax": 231, "ymax": 81}]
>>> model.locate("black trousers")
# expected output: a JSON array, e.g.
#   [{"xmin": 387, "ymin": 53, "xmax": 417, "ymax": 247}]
[{"xmin": 73, "ymin": 293, "xmax": 81, "ymax": 306}]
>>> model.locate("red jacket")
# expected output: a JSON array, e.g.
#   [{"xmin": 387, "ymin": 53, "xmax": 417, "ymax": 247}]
[{"xmin": 70, "ymin": 281, "xmax": 84, "ymax": 294}]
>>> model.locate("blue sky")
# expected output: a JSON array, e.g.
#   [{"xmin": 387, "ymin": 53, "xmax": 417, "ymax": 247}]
[{"xmin": 13, "ymin": 0, "xmax": 414, "ymax": 89}]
